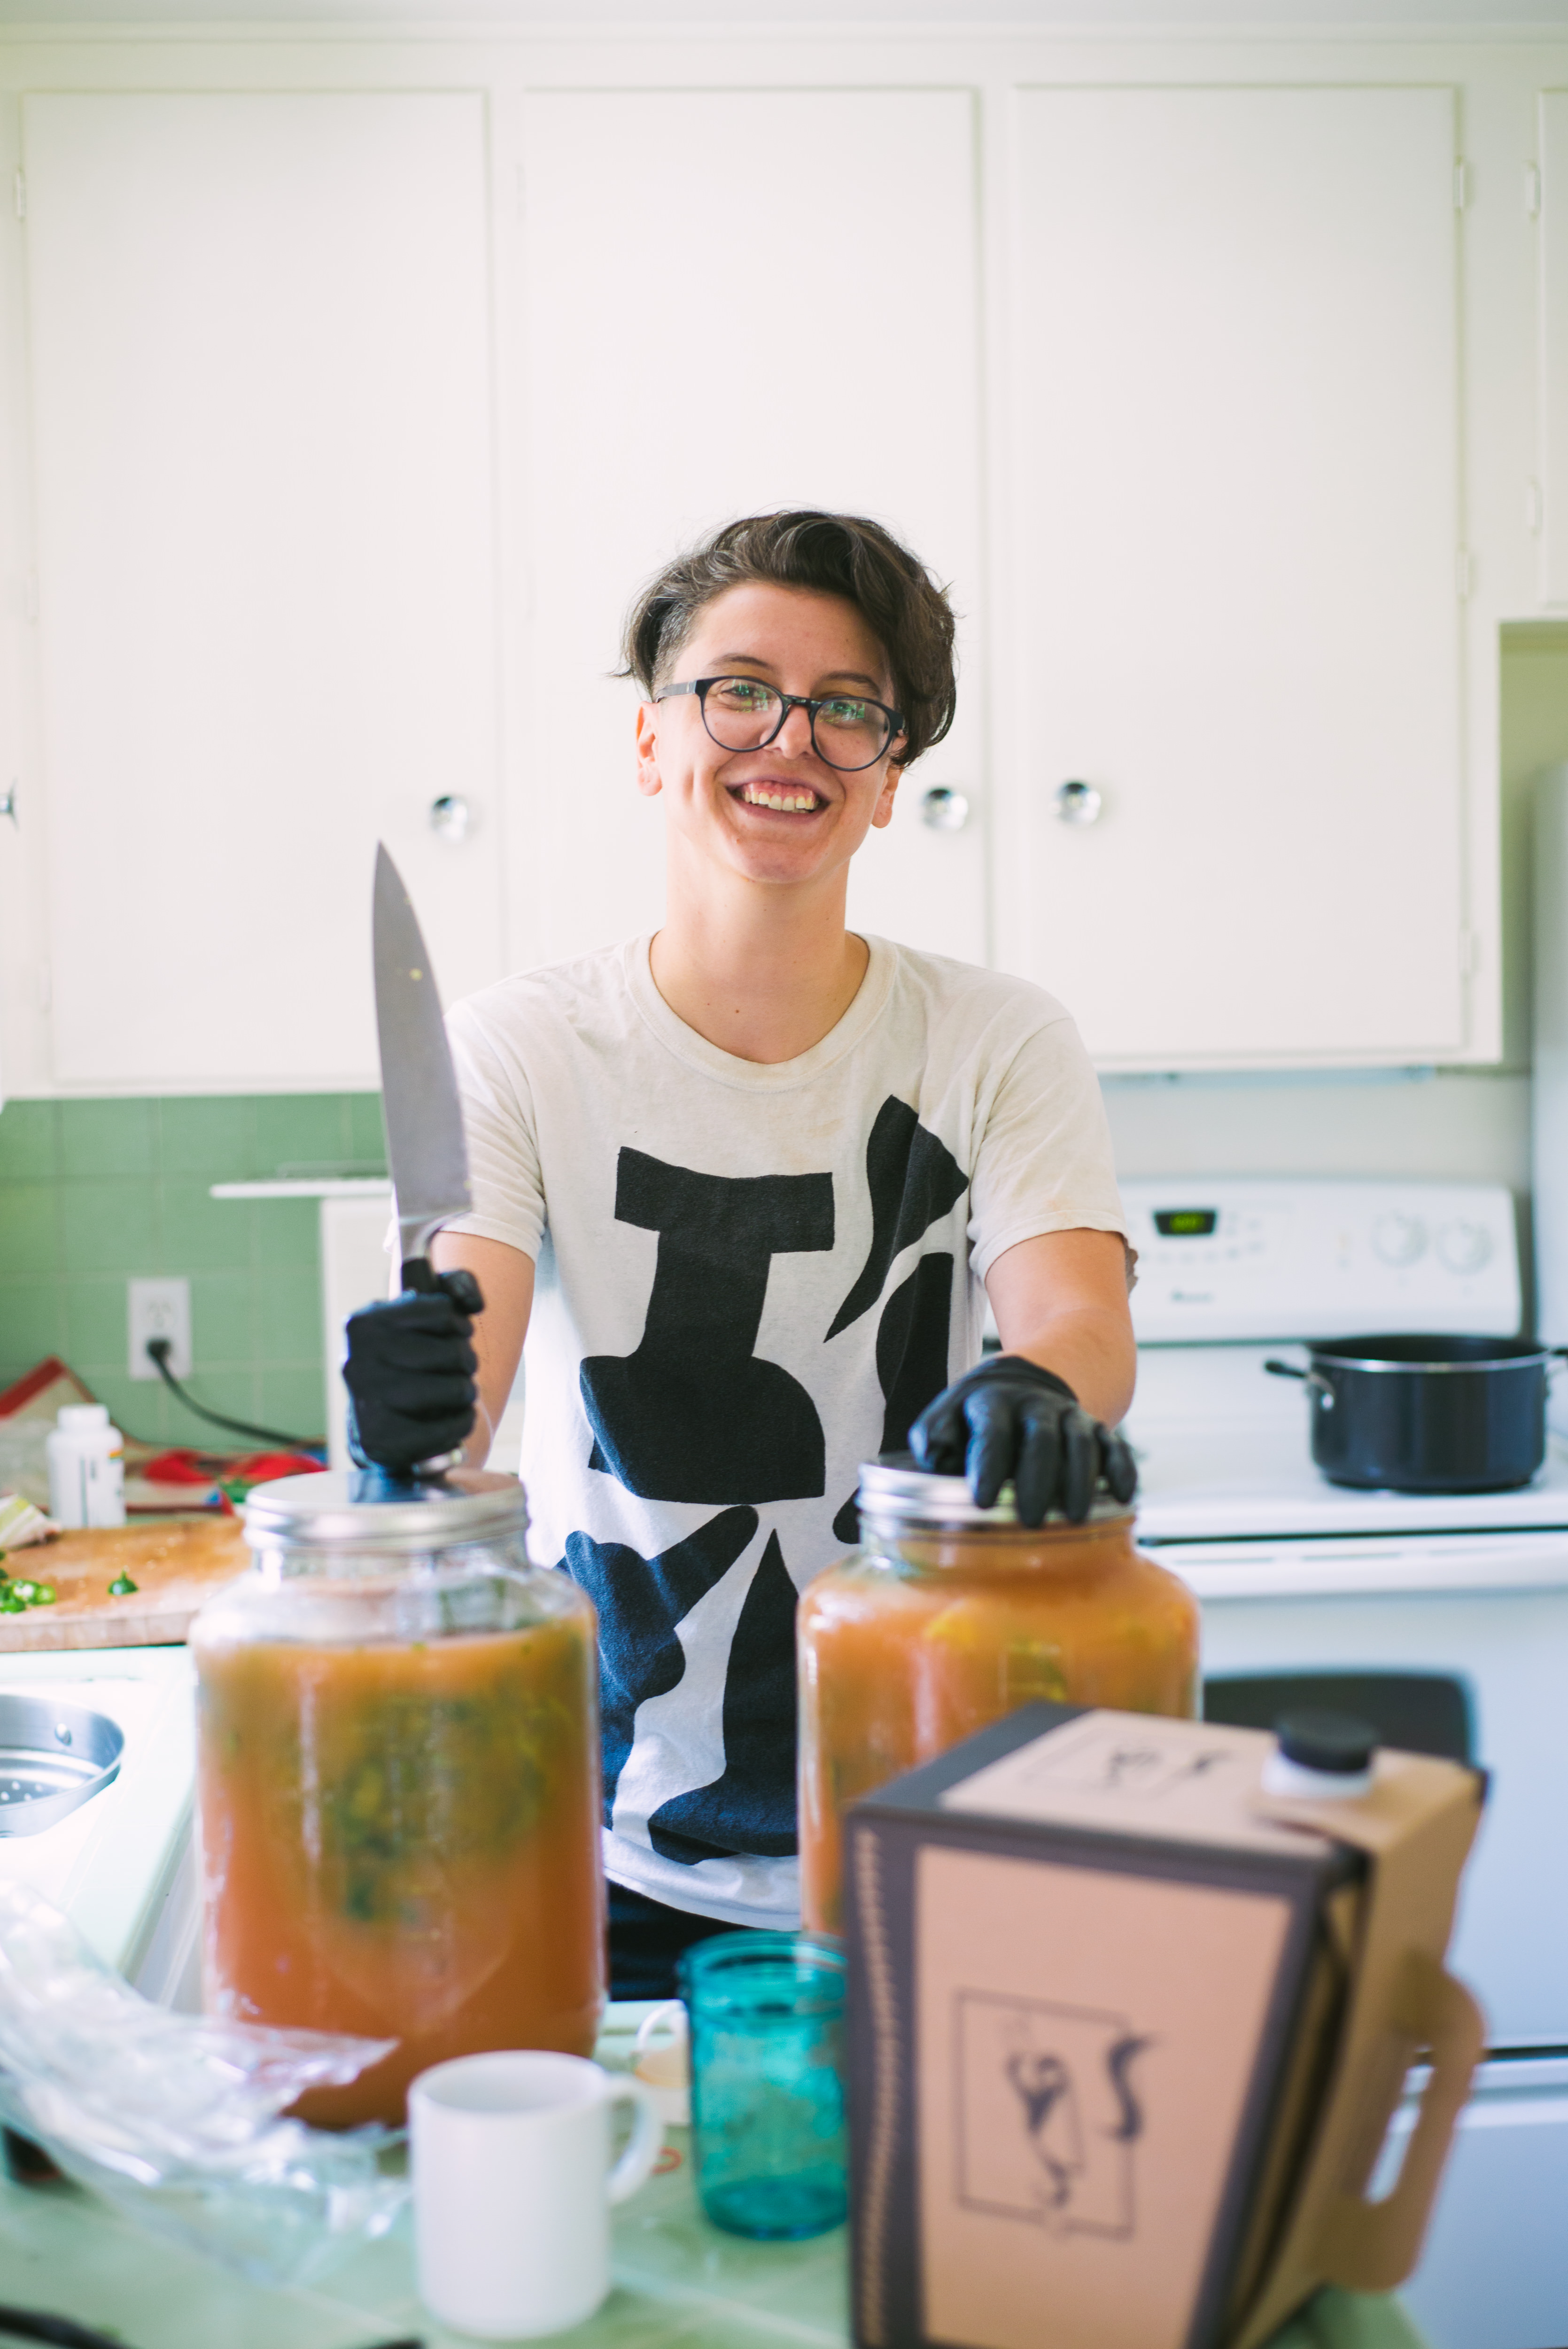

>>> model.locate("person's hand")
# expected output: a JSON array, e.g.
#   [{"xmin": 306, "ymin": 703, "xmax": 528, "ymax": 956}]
[
  {"xmin": 908, "ymin": 1355, "xmax": 1137, "ymax": 1528},
  {"xmin": 343, "ymin": 1268, "xmax": 485, "ymax": 1473}
]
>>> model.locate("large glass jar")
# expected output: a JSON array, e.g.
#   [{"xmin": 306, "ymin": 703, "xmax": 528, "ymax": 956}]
[
  {"xmin": 190, "ymin": 1469, "xmax": 605, "ymax": 2126},
  {"xmin": 797, "ymin": 1459, "xmax": 1199, "ymax": 1935}
]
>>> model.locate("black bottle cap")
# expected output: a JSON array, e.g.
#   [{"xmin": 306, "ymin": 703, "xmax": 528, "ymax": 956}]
[{"xmin": 1275, "ymin": 1709, "xmax": 1378, "ymax": 1776}]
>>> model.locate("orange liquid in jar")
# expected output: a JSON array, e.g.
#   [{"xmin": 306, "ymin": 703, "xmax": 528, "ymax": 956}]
[
  {"xmin": 798, "ymin": 1519, "xmax": 1198, "ymax": 1935},
  {"xmin": 195, "ymin": 1615, "xmax": 605, "ymax": 2125}
]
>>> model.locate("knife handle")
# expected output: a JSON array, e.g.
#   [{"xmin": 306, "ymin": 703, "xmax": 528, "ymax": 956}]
[{"xmin": 401, "ymin": 1256, "xmax": 439, "ymax": 1294}]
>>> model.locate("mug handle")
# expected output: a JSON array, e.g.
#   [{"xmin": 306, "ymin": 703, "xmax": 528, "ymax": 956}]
[
  {"xmin": 606, "ymin": 2075, "xmax": 664, "ymax": 2205},
  {"xmin": 634, "ymin": 1998, "xmax": 688, "ymax": 2062}
]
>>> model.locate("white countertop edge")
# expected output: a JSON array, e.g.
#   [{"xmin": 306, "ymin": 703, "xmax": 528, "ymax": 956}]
[
  {"xmin": 1169, "ymin": 1535, "xmax": 1568, "ymax": 1601},
  {"xmin": 210, "ymin": 1179, "xmax": 392, "ymax": 1199}
]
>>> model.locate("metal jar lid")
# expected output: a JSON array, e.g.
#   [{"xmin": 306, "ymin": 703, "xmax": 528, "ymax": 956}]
[
  {"xmin": 242, "ymin": 1467, "xmax": 529, "ymax": 1552},
  {"xmin": 855, "ymin": 1454, "xmax": 1133, "ymax": 1533}
]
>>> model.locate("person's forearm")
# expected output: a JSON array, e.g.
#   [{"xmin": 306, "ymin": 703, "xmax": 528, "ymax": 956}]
[
  {"xmin": 1003, "ymin": 1312, "xmax": 1136, "ymax": 1428},
  {"xmin": 429, "ymin": 1231, "xmax": 536, "ymax": 1466}
]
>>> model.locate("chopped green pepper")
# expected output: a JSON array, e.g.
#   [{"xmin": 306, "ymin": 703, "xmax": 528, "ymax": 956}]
[{"xmin": 108, "ymin": 1572, "xmax": 139, "ymax": 1597}]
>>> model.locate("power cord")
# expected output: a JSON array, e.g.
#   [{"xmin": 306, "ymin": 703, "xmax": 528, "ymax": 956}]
[{"xmin": 144, "ymin": 1337, "xmax": 325, "ymax": 1458}]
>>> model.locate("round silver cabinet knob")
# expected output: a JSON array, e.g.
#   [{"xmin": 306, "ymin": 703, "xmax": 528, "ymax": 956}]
[
  {"xmin": 921, "ymin": 786, "xmax": 970, "ymax": 832},
  {"xmin": 429, "ymin": 793, "xmax": 473, "ymax": 842},
  {"xmin": 1054, "ymin": 779, "xmax": 1103, "ymax": 826}
]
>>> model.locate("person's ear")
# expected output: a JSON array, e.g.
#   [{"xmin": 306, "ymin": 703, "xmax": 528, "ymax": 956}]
[
  {"xmin": 870, "ymin": 754, "xmax": 903, "ymax": 831},
  {"xmin": 635, "ymin": 701, "xmax": 662, "ymax": 800}
]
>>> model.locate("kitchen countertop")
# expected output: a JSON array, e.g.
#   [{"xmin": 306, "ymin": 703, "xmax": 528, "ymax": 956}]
[{"xmin": 0, "ymin": 2008, "xmax": 1433, "ymax": 2349}]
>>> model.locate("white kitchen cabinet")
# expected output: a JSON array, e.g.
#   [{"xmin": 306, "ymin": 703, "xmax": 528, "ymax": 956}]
[
  {"xmin": 22, "ymin": 92, "xmax": 502, "ymax": 1088},
  {"xmin": 505, "ymin": 89, "xmax": 986, "ymax": 973},
  {"xmin": 1542, "ymin": 93, "xmax": 1568, "ymax": 610},
  {"xmin": 996, "ymin": 86, "xmax": 1466, "ymax": 1067}
]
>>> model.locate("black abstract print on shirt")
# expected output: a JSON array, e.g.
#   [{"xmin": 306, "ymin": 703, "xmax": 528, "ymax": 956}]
[{"xmin": 563, "ymin": 1103, "xmax": 970, "ymax": 1870}]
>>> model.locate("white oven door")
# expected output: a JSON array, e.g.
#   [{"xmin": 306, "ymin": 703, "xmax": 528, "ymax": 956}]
[
  {"xmin": 1177, "ymin": 1536, "xmax": 1568, "ymax": 2046},
  {"xmin": 1379, "ymin": 2055, "xmax": 1568, "ymax": 2349}
]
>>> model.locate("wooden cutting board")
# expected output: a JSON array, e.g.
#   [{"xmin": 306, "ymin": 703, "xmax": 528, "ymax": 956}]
[{"xmin": 0, "ymin": 1517, "xmax": 250, "ymax": 1651}]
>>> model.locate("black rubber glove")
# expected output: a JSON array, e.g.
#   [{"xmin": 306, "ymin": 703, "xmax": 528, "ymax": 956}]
[
  {"xmin": 342, "ymin": 1267, "xmax": 484, "ymax": 1474},
  {"xmin": 908, "ymin": 1355, "xmax": 1137, "ymax": 1528}
]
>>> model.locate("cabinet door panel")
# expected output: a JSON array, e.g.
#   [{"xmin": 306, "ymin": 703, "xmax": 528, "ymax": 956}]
[
  {"xmin": 1542, "ymin": 93, "xmax": 1568, "ymax": 608},
  {"xmin": 511, "ymin": 90, "xmax": 985, "ymax": 972},
  {"xmin": 24, "ymin": 93, "xmax": 500, "ymax": 1087},
  {"xmin": 1002, "ymin": 86, "xmax": 1463, "ymax": 1065}
]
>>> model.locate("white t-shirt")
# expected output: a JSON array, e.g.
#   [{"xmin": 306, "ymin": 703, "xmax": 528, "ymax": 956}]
[{"xmin": 443, "ymin": 934, "xmax": 1126, "ymax": 1927}]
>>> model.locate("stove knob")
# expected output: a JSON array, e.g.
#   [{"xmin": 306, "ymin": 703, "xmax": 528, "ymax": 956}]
[
  {"xmin": 1372, "ymin": 1212, "xmax": 1427, "ymax": 1267},
  {"xmin": 1437, "ymin": 1219, "xmax": 1492, "ymax": 1275}
]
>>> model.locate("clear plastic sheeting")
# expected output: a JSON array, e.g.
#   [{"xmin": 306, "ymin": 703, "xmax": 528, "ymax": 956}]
[{"xmin": 0, "ymin": 1882, "xmax": 409, "ymax": 2285}]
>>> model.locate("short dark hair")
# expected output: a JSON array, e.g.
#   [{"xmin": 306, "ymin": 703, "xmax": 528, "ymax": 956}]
[{"xmin": 619, "ymin": 509, "xmax": 958, "ymax": 767}]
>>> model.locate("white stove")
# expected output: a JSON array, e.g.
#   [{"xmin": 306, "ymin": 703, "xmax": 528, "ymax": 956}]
[
  {"xmin": 1132, "ymin": 1344, "xmax": 1568, "ymax": 1547},
  {"xmin": 1119, "ymin": 1178, "xmax": 1568, "ymax": 2349}
]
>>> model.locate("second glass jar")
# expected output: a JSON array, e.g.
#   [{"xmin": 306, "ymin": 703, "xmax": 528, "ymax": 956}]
[{"xmin": 797, "ymin": 1458, "xmax": 1200, "ymax": 1935}]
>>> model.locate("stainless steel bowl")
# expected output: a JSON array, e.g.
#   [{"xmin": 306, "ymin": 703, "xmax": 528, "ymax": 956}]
[{"xmin": 0, "ymin": 1695, "xmax": 124, "ymax": 1836}]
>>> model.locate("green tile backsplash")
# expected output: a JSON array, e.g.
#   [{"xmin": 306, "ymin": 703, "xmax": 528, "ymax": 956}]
[{"xmin": 0, "ymin": 1096, "xmax": 385, "ymax": 1450}]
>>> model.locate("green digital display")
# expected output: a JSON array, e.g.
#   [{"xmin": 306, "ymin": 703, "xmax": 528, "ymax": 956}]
[{"xmin": 1154, "ymin": 1209, "xmax": 1219, "ymax": 1237}]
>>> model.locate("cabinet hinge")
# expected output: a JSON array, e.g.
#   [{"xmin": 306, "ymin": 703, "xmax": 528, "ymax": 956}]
[
  {"xmin": 1454, "ymin": 159, "xmax": 1471, "ymax": 211},
  {"xmin": 11, "ymin": 171, "xmax": 23, "ymax": 223},
  {"xmin": 1459, "ymin": 929, "xmax": 1479, "ymax": 980},
  {"xmin": 1456, "ymin": 547, "xmax": 1475, "ymax": 599},
  {"xmin": 1529, "ymin": 479, "xmax": 1545, "ymax": 537},
  {"xmin": 1527, "ymin": 162, "xmax": 1543, "ymax": 220}
]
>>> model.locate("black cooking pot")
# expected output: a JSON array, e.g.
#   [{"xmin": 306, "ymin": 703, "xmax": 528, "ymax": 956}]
[{"xmin": 1264, "ymin": 1335, "xmax": 1567, "ymax": 1493}]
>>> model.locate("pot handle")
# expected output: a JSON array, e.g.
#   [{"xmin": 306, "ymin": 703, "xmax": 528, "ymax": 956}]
[{"xmin": 1264, "ymin": 1359, "xmax": 1335, "ymax": 1407}]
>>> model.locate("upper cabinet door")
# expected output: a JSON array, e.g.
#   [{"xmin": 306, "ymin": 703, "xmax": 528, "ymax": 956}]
[
  {"xmin": 509, "ymin": 90, "xmax": 986, "ymax": 972},
  {"xmin": 1542, "ymin": 93, "xmax": 1568, "ymax": 608},
  {"xmin": 23, "ymin": 93, "xmax": 502, "ymax": 1088},
  {"xmin": 1000, "ymin": 86, "xmax": 1464, "ymax": 1067}
]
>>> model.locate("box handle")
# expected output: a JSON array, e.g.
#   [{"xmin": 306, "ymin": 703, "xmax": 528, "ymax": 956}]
[{"xmin": 1317, "ymin": 1952, "xmax": 1483, "ymax": 2292}]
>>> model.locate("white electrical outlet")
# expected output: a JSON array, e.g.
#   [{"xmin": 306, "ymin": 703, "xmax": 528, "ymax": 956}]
[{"xmin": 128, "ymin": 1277, "xmax": 192, "ymax": 1381}]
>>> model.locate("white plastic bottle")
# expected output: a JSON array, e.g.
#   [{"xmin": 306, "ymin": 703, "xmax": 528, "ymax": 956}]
[{"xmin": 47, "ymin": 1404, "xmax": 125, "ymax": 1530}]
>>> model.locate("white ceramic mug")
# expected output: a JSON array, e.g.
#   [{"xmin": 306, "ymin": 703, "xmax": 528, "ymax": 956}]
[{"xmin": 410, "ymin": 2050, "xmax": 664, "ymax": 2339}]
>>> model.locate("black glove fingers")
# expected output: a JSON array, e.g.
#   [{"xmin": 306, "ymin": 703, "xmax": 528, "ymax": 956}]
[
  {"xmin": 963, "ymin": 1389, "xmax": 1017, "ymax": 1510},
  {"xmin": 356, "ymin": 1323, "xmax": 478, "ymax": 1379},
  {"xmin": 909, "ymin": 1392, "xmax": 970, "ymax": 1474},
  {"xmin": 1103, "ymin": 1427, "xmax": 1139, "ymax": 1505},
  {"xmin": 342, "ymin": 1287, "xmax": 480, "ymax": 1470},
  {"xmin": 1062, "ymin": 1409, "xmax": 1099, "ymax": 1524},
  {"xmin": 1012, "ymin": 1401, "xmax": 1063, "ymax": 1528},
  {"xmin": 438, "ymin": 1267, "xmax": 486, "ymax": 1315}
]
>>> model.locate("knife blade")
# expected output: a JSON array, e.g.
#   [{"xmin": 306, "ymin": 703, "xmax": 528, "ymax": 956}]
[{"xmin": 372, "ymin": 842, "xmax": 473, "ymax": 1291}]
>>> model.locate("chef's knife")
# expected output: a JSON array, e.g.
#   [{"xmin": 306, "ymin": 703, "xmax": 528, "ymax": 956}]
[{"xmin": 372, "ymin": 842, "xmax": 473, "ymax": 1291}]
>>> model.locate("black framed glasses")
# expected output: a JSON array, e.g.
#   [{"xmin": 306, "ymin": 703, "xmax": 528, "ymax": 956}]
[{"xmin": 654, "ymin": 676, "xmax": 905, "ymax": 773}]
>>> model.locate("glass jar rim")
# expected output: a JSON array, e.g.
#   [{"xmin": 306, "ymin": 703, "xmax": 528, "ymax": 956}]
[
  {"xmin": 856, "ymin": 1453, "xmax": 1134, "ymax": 1536},
  {"xmin": 241, "ymin": 1466, "xmax": 529, "ymax": 1554}
]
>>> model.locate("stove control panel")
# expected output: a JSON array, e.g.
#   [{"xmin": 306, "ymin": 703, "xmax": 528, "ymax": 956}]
[{"xmin": 1119, "ymin": 1178, "xmax": 1520, "ymax": 1343}]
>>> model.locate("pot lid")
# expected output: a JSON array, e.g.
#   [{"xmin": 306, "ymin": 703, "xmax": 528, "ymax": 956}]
[
  {"xmin": 857, "ymin": 1453, "xmax": 1134, "ymax": 1532},
  {"xmin": 242, "ymin": 1466, "xmax": 528, "ymax": 1550}
]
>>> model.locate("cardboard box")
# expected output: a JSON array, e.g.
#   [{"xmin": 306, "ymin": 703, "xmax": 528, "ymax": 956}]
[{"xmin": 844, "ymin": 1703, "xmax": 1484, "ymax": 2349}]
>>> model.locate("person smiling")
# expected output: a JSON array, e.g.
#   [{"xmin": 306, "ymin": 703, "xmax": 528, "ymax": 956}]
[{"xmin": 344, "ymin": 510, "xmax": 1137, "ymax": 1994}]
